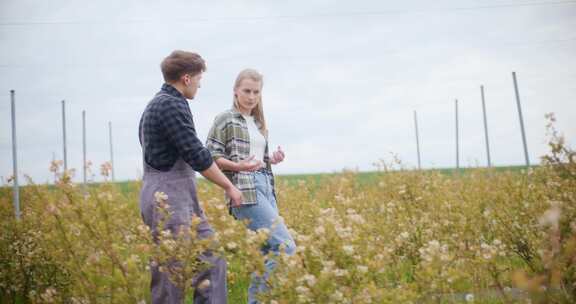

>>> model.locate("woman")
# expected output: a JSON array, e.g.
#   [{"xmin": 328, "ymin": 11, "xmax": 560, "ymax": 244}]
[{"xmin": 206, "ymin": 69, "xmax": 296, "ymax": 303}]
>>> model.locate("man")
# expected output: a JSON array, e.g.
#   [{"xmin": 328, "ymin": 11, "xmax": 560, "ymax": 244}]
[{"xmin": 139, "ymin": 50, "xmax": 242, "ymax": 304}]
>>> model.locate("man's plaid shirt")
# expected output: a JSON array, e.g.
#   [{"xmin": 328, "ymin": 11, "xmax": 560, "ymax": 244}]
[
  {"xmin": 139, "ymin": 83, "xmax": 213, "ymax": 172},
  {"xmin": 206, "ymin": 108, "xmax": 274, "ymax": 206}
]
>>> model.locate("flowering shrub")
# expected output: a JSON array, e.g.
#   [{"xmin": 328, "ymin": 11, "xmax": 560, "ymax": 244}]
[{"xmin": 1, "ymin": 115, "xmax": 574, "ymax": 303}]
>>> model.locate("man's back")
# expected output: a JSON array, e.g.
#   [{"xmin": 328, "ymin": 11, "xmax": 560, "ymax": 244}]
[{"xmin": 139, "ymin": 83, "xmax": 212, "ymax": 172}]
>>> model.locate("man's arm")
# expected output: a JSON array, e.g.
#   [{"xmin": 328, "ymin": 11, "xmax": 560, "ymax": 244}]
[
  {"xmin": 159, "ymin": 98, "xmax": 243, "ymax": 206},
  {"xmin": 200, "ymin": 162, "xmax": 243, "ymax": 207},
  {"xmin": 160, "ymin": 98, "xmax": 213, "ymax": 172}
]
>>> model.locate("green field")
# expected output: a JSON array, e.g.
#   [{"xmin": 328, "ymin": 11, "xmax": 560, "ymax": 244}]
[
  {"xmin": 94, "ymin": 164, "xmax": 536, "ymax": 195},
  {"xmin": 1, "ymin": 162, "xmax": 574, "ymax": 303}
]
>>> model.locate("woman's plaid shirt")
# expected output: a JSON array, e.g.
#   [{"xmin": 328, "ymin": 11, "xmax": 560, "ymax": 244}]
[{"xmin": 206, "ymin": 108, "xmax": 274, "ymax": 206}]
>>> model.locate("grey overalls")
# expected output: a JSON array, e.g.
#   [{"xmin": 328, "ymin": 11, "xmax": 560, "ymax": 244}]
[{"xmin": 140, "ymin": 140, "xmax": 227, "ymax": 303}]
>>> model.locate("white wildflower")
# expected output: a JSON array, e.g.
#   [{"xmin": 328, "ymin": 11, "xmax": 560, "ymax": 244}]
[
  {"xmin": 342, "ymin": 245, "xmax": 354, "ymax": 255},
  {"xmin": 302, "ymin": 274, "xmax": 317, "ymax": 286},
  {"xmin": 357, "ymin": 265, "xmax": 369, "ymax": 273},
  {"xmin": 334, "ymin": 268, "xmax": 349, "ymax": 277},
  {"xmin": 295, "ymin": 285, "xmax": 310, "ymax": 294},
  {"xmin": 154, "ymin": 191, "xmax": 168, "ymax": 203},
  {"xmin": 538, "ymin": 202, "xmax": 561, "ymax": 229}
]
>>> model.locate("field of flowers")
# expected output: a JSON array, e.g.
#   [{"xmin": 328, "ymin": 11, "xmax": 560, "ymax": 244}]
[{"xmin": 1, "ymin": 121, "xmax": 575, "ymax": 304}]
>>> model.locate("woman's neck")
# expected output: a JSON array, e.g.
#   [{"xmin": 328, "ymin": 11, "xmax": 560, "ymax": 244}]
[{"xmin": 237, "ymin": 107, "xmax": 252, "ymax": 116}]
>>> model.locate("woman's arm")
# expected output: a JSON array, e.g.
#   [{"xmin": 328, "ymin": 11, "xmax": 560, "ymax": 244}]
[
  {"xmin": 215, "ymin": 156, "xmax": 263, "ymax": 172},
  {"xmin": 207, "ymin": 113, "xmax": 263, "ymax": 172}
]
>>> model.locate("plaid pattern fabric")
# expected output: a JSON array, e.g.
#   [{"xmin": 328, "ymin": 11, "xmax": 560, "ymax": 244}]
[
  {"xmin": 206, "ymin": 108, "xmax": 274, "ymax": 206},
  {"xmin": 139, "ymin": 83, "xmax": 213, "ymax": 172}
]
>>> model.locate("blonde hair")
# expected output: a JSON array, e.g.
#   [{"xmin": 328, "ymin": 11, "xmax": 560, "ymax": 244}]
[{"xmin": 233, "ymin": 68, "xmax": 268, "ymax": 137}]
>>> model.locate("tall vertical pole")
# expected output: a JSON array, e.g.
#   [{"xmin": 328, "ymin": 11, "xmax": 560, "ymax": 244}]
[
  {"xmin": 455, "ymin": 99, "xmax": 460, "ymax": 170},
  {"xmin": 413, "ymin": 111, "xmax": 422, "ymax": 170},
  {"xmin": 61, "ymin": 100, "xmax": 67, "ymax": 171},
  {"xmin": 10, "ymin": 90, "xmax": 20, "ymax": 220},
  {"xmin": 52, "ymin": 152, "xmax": 56, "ymax": 184},
  {"xmin": 82, "ymin": 110, "xmax": 87, "ymax": 186},
  {"xmin": 480, "ymin": 85, "xmax": 492, "ymax": 167},
  {"xmin": 512, "ymin": 72, "xmax": 530, "ymax": 167},
  {"xmin": 108, "ymin": 121, "xmax": 115, "ymax": 181}
]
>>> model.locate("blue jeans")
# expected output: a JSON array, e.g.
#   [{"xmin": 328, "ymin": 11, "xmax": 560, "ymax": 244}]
[{"xmin": 231, "ymin": 171, "xmax": 296, "ymax": 304}]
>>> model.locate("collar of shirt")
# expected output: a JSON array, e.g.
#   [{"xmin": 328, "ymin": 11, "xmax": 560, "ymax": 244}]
[
  {"xmin": 230, "ymin": 107, "xmax": 264, "ymax": 130},
  {"xmin": 230, "ymin": 106, "xmax": 243, "ymax": 118},
  {"xmin": 161, "ymin": 83, "xmax": 185, "ymax": 99}
]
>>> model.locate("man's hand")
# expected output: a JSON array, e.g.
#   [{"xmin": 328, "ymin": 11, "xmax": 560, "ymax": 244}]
[
  {"xmin": 200, "ymin": 162, "xmax": 244, "ymax": 207},
  {"xmin": 226, "ymin": 185, "xmax": 243, "ymax": 207}
]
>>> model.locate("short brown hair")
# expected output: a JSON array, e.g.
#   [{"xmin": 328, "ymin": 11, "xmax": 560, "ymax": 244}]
[{"xmin": 160, "ymin": 50, "xmax": 206, "ymax": 82}]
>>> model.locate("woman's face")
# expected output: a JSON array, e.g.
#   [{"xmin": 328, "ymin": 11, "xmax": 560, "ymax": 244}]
[{"xmin": 235, "ymin": 78, "xmax": 262, "ymax": 115}]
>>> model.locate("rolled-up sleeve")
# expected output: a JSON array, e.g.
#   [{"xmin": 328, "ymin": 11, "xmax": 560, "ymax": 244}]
[
  {"xmin": 159, "ymin": 99, "xmax": 213, "ymax": 172},
  {"xmin": 206, "ymin": 114, "xmax": 228, "ymax": 160}
]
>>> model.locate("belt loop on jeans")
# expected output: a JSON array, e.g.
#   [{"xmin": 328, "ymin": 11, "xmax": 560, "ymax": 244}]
[{"xmin": 256, "ymin": 167, "xmax": 271, "ymax": 175}]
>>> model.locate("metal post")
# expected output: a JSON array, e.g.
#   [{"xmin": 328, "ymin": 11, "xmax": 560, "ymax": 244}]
[
  {"xmin": 82, "ymin": 110, "xmax": 87, "ymax": 186},
  {"xmin": 52, "ymin": 151, "xmax": 56, "ymax": 184},
  {"xmin": 512, "ymin": 72, "xmax": 530, "ymax": 167},
  {"xmin": 480, "ymin": 85, "xmax": 492, "ymax": 167},
  {"xmin": 10, "ymin": 90, "xmax": 20, "ymax": 220},
  {"xmin": 413, "ymin": 111, "xmax": 422, "ymax": 170},
  {"xmin": 61, "ymin": 100, "xmax": 67, "ymax": 171},
  {"xmin": 108, "ymin": 121, "xmax": 115, "ymax": 181},
  {"xmin": 455, "ymin": 99, "xmax": 460, "ymax": 170}
]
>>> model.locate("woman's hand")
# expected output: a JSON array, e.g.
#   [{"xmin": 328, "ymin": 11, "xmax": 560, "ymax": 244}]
[
  {"xmin": 270, "ymin": 146, "xmax": 285, "ymax": 165},
  {"xmin": 237, "ymin": 155, "xmax": 264, "ymax": 172}
]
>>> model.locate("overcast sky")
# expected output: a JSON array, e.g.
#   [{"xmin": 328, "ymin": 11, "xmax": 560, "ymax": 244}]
[{"xmin": 1, "ymin": 0, "xmax": 575, "ymax": 184}]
